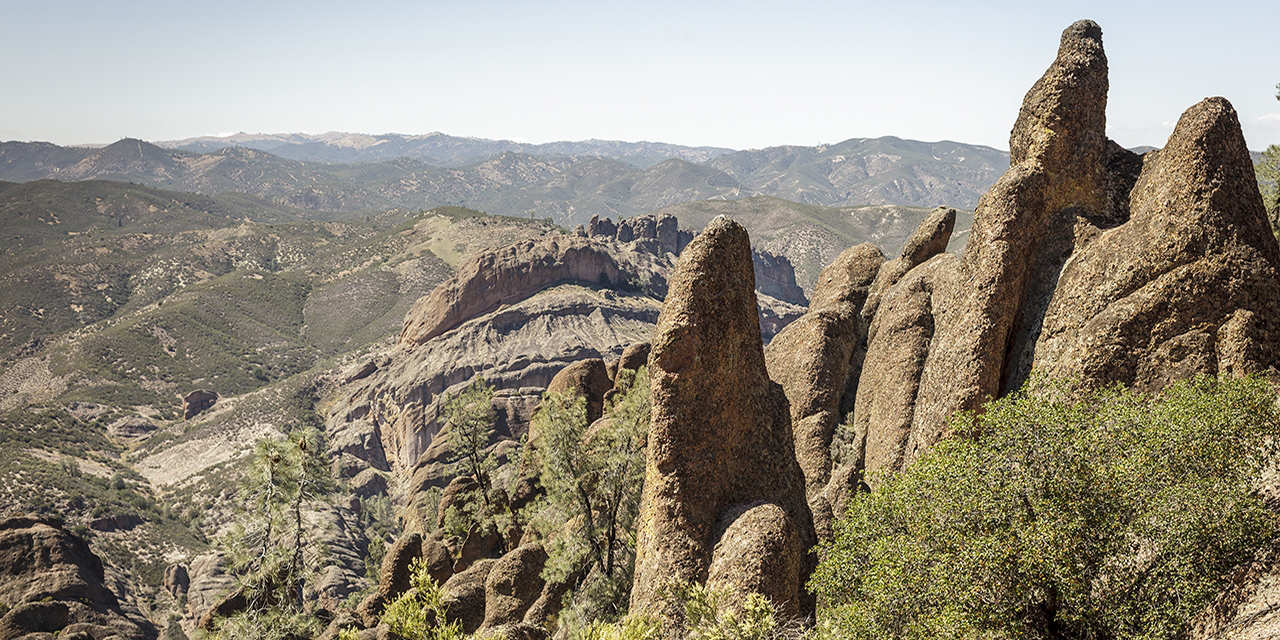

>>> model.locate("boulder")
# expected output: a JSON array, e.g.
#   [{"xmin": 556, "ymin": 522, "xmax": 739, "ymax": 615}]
[
  {"xmin": 454, "ymin": 524, "xmax": 502, "ymax": 574},
  {"xmin": 436, "ymin": 476, "xmax": 480, "ymax": 530},
  {"xmin": 587, "ymin": 215, "xmax": 617, "ymax": 239},
  {"xmin": 182, "ymin": 389, "xmax": 217, "ymax": 420},
  {"xmin": 615, "ymin": 342, "xmax": 651, "ymax": 380},
  {"xmin": 543, "ymin": 358, "xmax": 612, "ymax": 425},
  {"xmin": 163, "ymin": 563, "xmax": 189, "ymax": 600},
  {"xmin": 421, "ymin": 531, "xmax": 455, "ymax": 587},
  {"xmin": 706, "ymin": 501, "xmax": 807, "ymax": 620},
  {"xmin": 355, "ymin": 532, "xmax": 422, "ymax": 625},
  {"xmin": 350, "ymin": 468, "xmax": 388, "ymax": 500},
  {"xmin": 482, "ymin": 543, "xmax": 548, "ymax": 629},
  {"xmin": 630, "ymin": 216, "xmax": 816, "ymax": 629},
  {"xmin": 441, "ymin": 559, "xmax": 496, "ymax": 635},
  {"xmin": 0, "ymin": 517, "xmax": 156, "ymax": 639}
]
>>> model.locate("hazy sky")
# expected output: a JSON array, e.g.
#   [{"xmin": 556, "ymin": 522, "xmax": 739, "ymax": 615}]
[{"xmin": 3, "ymin": 0, "xmax": 1277, "ymax": 152}]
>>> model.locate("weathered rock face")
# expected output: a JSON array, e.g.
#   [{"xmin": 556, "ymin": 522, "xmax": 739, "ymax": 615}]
[
  {"xmin": 400, "ymin": 235, "xmax": 668, "ymax": 348},
  {"xmin": 0, "ymin": 516, "xmax": 154, "ymax": 639},
  {"xmin": 764, "ymin": 242, "xmax": 884, "ymax": 536},
  {"xmin": 843, "ymin": 20, "xmax": 1280, "ymax": 484},
  {"xmin": 631, "ymin": 216, "xmax": 816, "ymax": 628},
  {"xmin": 183, "ymin": 389, "xmax": 217, "ymax": 420},
  {"xmin": 544, "ymin": 359, "xmax": 612, "ymax": 425}
]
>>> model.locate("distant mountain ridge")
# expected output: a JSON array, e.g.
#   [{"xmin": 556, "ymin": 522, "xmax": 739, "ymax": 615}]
[
  {"xmin": 155, "ymin": 131, "xmax": 737, "ymax": 168},
  {"xmin": 0, "ymin": 134, "xmax": 1013, "ymax": 225}
]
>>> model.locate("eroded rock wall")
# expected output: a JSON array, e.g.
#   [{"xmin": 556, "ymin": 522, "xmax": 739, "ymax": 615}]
[{"xmin": 631, "ymin": 216, "xmax": 815, "ymax": 629}]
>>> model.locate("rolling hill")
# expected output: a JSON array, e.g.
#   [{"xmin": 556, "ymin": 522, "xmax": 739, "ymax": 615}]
[{"xmin": 1, "ymin": 135, "xmax": 1008, "ymax": 227}]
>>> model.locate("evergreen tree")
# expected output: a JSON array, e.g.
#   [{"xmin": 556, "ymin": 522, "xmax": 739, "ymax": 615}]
[
  {"xmin": 212, "ymin": 427, "xmax": 335, "ymax": 638},
  {"xmin": 532, "ymin": 366, "xmax": 651, "ymax": 629}
]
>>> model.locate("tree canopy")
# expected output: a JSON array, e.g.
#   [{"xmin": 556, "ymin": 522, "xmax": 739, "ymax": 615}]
[{"xmin": 810, "ymin": 375, "xmax": 1280, "ymax": 640}]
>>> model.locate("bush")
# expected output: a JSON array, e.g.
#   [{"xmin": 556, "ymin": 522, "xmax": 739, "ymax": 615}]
[
  {"xmin": 530, "ymin": 367, "xmax": 650, "ymax": 630},
  {"xmin": 810, "ymin": 375, "xmax": 1280, "ymax": 640},
  {"xmin": 380, "ymin": 557, "xmax": 465, "ymax": 640}
]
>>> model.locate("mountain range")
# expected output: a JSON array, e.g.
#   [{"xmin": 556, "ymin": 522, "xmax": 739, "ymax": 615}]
[{"xmin": 0, "ymin": 133, "xmax": 1009, "ymax": 227}]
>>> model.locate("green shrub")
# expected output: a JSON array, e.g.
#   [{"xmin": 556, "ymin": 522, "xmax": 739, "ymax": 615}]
[
  {"xmin": 381, "ymin": 557, "xmax": 464, "ymax": 640},
  {"xmin": 671, "ymin": 582, "xmax": 779, "ymax": 640},
  {"xmin": 573, "ymin": 614, "xmax": 660, "ymax": 640},
  {"xmin": 530, "ymin": 366, "xmax": 650, "ymax": 631},
  {"xmin": 811, "ymin": 375, "xmax": 1280, "ymax": 640}
]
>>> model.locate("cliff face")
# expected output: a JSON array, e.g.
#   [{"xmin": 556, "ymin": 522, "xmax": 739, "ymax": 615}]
[
  {"xmin": 631, "ymin": 217, "xmax": 816, "ymax": 629},
  {"xmin": 329, "ymin": 209, "xmax": 809, "ymax": 479},
  {"xmin": 757, "ymin": 21, "xmax": 1280, "ymax": 548}
]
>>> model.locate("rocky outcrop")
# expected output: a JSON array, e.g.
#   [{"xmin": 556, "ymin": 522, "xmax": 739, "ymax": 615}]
[
  {"xmin": 631, "ymin": 216, "xmax": 816, "ymax": 629},
  {"xmin": 106, "ymin": 415, "xmax": 157, "ymax": 439},
  {"xmin": 764, "ymin": 243, "xmax": 884, "ymax": 535},
  {"xmin": 753, "ymin": 248, "xmax": 808, "ymax": 307},
  {"xmin": 0, "ymin": 516, "xmax": 155, "ymax": 639},
  {"xmin": 183, "ymin": 389, "xmax": 217, "ymax": 420},
  {"xmin": 481, "ymin": 543, "xmax": 548, "ymax": 629},
  {"xmin": 843, "ymin": 20, "xmax": 1280, "ymax": 483},
  {"xmin": 544, "ymin": 359, "xmax": 612, "ymax": 425},
  {"xmin": 400, "ymin": 236, "xmax": 670, "ymax": 348},
  {"xmin": 356, "ymin": 532, "xmax": 422, "ymax": 624},
  {"xmin": 586, "ymin": 213, "xmax": 691, "ymax": 256},
  {"xmin": 335, "ymin": 283, "xmax": 663, "ymax": 475},
  {"xmin": 1028, "ymin": 97, "xmax": 1280, "ymax": 389}
]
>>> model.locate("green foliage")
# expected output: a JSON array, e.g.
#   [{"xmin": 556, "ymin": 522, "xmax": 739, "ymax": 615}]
[
  {"xmin": 443, "ymin": 378, "xmax": 516, "ymax": 545},
  {"xmin": 215, "ymin": 428, "xmax": 335, "ymax": 631},
  {"xmin": 380, "ymin": 557, "xmax": 465, "ymax": 640},
  {"xmin": 1257, "ymin": 145, "xmax": 1280, "ymax": 235},
  {"xmin": 530, "ymin": 367, "xmax": 651, "ymax": 630},
  {"xmin": 206, "ymin": 608, "xmax": 322, "ymax": 640},
  {"xmin": 445, "ymin": 378, "xmax": 498, "ymax": 500},
  {"xmin": 573, "ymin": 614, "xmax": 661, "ymax": 640},
  {"xmin": 670, "ymin": 582, "xmax": 780, "ymax": 640},
  {"xmin": 811, "ymin": 375, "xmax": 1280, "ymax": 640}
]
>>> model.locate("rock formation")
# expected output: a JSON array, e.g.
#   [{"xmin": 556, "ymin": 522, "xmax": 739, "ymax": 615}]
[
  {"xmin": 543, "ymin": 359, "xmax": 612, "ymax": 425},
  {"xmin": 842, "ymin": 20, "xmax": 1280, "ymax": 484},
  {"xmin": 183, "ymin": 389, "xmax": 217, "ymax": 420},
  {"xmin": 764, "ymin": 243, "xmax": 884, "ymax": 536},
  {"xmin": 0, "ymin": 516, "xmax": 155, "ymax": 639},
  {"xmin": 631, "ymin": 216, "xmax": 816, "ymax": 628},
  {"xmin": 400, "ymin": 236, "xmax": 667, "ymax": 348}
]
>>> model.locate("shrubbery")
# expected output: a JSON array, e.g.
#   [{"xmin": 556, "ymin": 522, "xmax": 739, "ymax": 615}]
[
  {"xmin": 811, "ymin": 375, "xmax": 1280, "ymax": 640},
  {"xmin": 529, "ymin": 366, "xmax": 650, "ymax": 631}
]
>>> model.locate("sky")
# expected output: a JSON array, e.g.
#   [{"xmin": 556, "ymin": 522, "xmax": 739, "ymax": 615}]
[{"xmin": 2, "ymin": 0, "xmax": 1278, "ymax": 153}]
